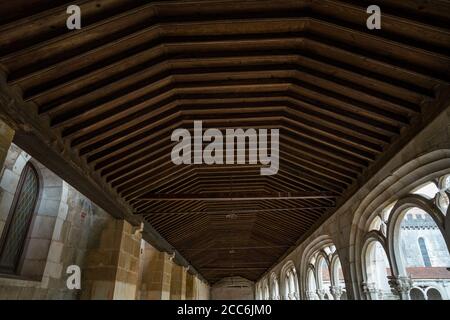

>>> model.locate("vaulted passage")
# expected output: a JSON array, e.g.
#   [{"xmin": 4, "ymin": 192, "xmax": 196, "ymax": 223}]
[{"xmin": 0, "ymin": 0, "xmax": 449, "ymax": 300}]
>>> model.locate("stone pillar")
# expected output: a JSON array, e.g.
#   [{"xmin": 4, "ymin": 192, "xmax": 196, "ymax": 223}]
[
  {"xmin": 316, "ymin": 289, "xmax": 326, "ymax": 300},
  {"xmin": 181, "ymin": 267, "xmax": 187, "ymax": 299},
  {"xmin": 82, "ymin": 219, "xmax": 142, "ymax": 300},
  {"xmin": 185, "ymin": 272, "xmax": 195, "ymax": 300},
  {"xmin": 305, "ymin": 290, "xmax": 316, "ymax": 300},
  {"xmin": 170, "ymin": 264, "xmax": 187, "ymax": 299},
  {"xmin": 0, "ymin": 119, "xmax": 14, "ymax": 175},
  {"xmin": 388, "ymin": 276, "xmax": 413, "ymax": 300},
  {"xmin": 136, "ymin": 240, "xmax": 173, "ymax": 300},
  {"xmin": 362, "ymin": 282, "xmax": 379, "ymax": 300},
  {"xmin": 331, "ymin": 286, "xmax": 343, "ymax": 300},
  {"xmin": 195, "ymin": 278, "xmax": 210, "ymax": 300},
  {"xmin": 142, "ymin": 251, "xmax": 173, "ymax": 300}
]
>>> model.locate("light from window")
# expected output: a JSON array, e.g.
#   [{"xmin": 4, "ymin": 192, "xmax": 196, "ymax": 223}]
[
  {"xmin": 418, "ymin": 237, "xmax": 432, "ymax": 267},
  {"xmin": 0, "ymin": 163, "xmax": 39, "ymax": 274}
]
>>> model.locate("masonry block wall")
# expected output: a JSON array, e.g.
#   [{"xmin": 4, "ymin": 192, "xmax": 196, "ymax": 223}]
[
  {"xmin": 211, "ymin": 276, "xmax": 255, "ymax": 300},
  {"xmin": 170, "ymin": 263, "xmax": 187, "ymax": 300},
  {"xmin": 196, "ymin": 278, "xmax": 211, "ymax": 300},
  {"xmin": 137, "ymin": 243, "xmax": 174, "ymax": 300},
  {"xmin": 0, "ymin": 139, "xmax": 210, "ymax": 300},
  {"xmin": 82, "ymin": 219, "xmax": 142, "ymax": 300},
  {"xmin": 0, "ymin": 120, "xmax": 13, "ymax": 176},
  {"xmin": 185, "ymin": 273, "xmax": 195, "ymax": 300}
]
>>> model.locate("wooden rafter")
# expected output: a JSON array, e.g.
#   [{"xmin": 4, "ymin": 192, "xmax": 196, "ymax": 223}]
[{"xmin": 0, "ymin": 0, "xmax": 449, "ymax": 283}]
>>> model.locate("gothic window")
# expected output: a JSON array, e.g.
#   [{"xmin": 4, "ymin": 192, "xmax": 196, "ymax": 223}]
[
  {"xmin": 364, "ymin": 240, "xmax": 393, "ymax": 299},
  {"xmin": 418, "ymin": 237, "xmax": 432, "ymax": 267},
  {"xmin": 263, "ymin": 283, "xmax": 269, "ymax": 300},
  {"xmin": 332, "ymin": 258, "xmax": 347, "ymax": 299},
  {"xmin": 409, "ymin": 287, "xmax": 425, "ymax": 300},
  {"xmin": 0, "ymin": 162, "xmax": 39, "ymax": 274},
  {"xmin": 270, "ymin": 275, "xmax": 280, "ymax": 300},
  {"xmin": 317, "ymin": 257, "xmax": 332, "ymax": 299},
  {"xmin": 283, "ymin": 264, "xmax": 299, "ymax": 300},
  {"xmin": 426, "ymin": 288, "xmax": 443, "ymax": 300}
]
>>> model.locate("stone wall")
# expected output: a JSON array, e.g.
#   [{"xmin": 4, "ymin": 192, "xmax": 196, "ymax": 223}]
[
  {"xmin": 82, "ymin": 219, "xmax": 142, "ymax": 300},
  {"xmin": 185, "ymin": 272, "xmax": 195, "ymax": 300},
  {"xmin": 400, "ymin": 213, "xmax": 450, "ymax": 268},
  {"xmin": 0, "ymin": 154, "xmax": 111, "ymax": 299},
  {"xmin": 211, "ymin": 277, "xmax": 254, "ymax": 300},
  {"xmin": 196, "ymin": 277, "xmax": 211, "ymax": 300},
  {"xmin": 0, "ymin": 120, "xmax": 13, "ymax": 176},
  {"xmin": 137, "ymin": 242, "xmax": 173, "ymax": 300},
  {"xmin": 256, "ymin": 104, "xmax": 450, "ymax": 300},
  {"xmin": 0, "ymin": 143, "xmax": 210, "ymax": 300},
  {"xmin": 170, "ymin": 264, "xmax": 187, "ymax": 300}
]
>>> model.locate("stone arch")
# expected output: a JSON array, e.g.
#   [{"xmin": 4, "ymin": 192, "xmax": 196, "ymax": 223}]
[
  {"xmin": 425, "ymin": 287, "xmax": 443, "ymax": 300},
  {"xmin": 298, "ymin": 234, "xmax": 334, "ymax": 299},
  {"xmin": 330, "ymin": 252, "xmax": 342, "ymax": 287},
  {"xmin": 314, "ymin": 250, "xmax": 331, "ymax": 291},
  {"xmin": 306, "ymin": 264, "xmax": 317, "ymax": 299},
  {"xmin": 361, "ymin": 231, "xmax": 394, "ymax": 300},
  {"xmin": 350, "ymin": 149, "xmax": 450, "ymax": 299},
  {"xmin": 280, "ymin": 260, "xmax": 299, "ymax": 300},
  {"xmin": 386, "ymin": 194, "xmax": 448, "ymax": 277},
  {"xmin": 361, "ymin": 231, "xmax": 390, "ymax": 272},
  {"xmin": 330, "ymin": 251, "xmax": 347, "ymax": 299},
  {"xmin": 255, "ymin": 282, "xmax": 261, "ymax": 300},
  {"xmin": 409, "ymin": 287, "xmax": 426, "ymax": 300},
  {"xmin": 269, "ymin": 272, "xmax": 280, "ymax": 300},
  {"xmin": 261, "ymin": 277, "xmax": 269, "ymax": 300}
]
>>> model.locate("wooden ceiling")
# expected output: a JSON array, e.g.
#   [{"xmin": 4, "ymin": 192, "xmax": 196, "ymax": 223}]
[{"xmin": 0, "ymin": 0, "xmax": 449, "ymax": 283}]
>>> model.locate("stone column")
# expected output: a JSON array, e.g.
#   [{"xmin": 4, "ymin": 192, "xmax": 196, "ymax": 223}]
[
  {"xmin": 170, "ymin": 264, "xmax": 187, "ymax": 299},
  {"xmin": 185, "ymin": 272, "xmax": 195, "ymax": 300},
  {"xmin": 145, "ymin": 251, "xmax": 173, "ymax": 300},
  {"xmin": 305, "ymin": 290, "xmax": 316, "ymax": 300},
  {"xmin": 388, "ymin": 276, "xmax": 413, "ymax": 300},
  {"xmin": 82, "ymin": 219, "xmax": 142, "ymax": 300},
  {"xmin": 0, "ymin": 119, "xmax": 14, "ymax": 175},
  {"xmin": 316, "ymin": 289, "xmax": 326, "ymax": 300},
  {"xmin": 362, "ymin": 282, "xmax": 379, "ymax": 300},
  {"xmin": 136, "ymin": 241, "xmax": 174, "ymax": 300},
  {"xmin": 331, "ymin": 286, "xmax": 343, "ymax": 300}
]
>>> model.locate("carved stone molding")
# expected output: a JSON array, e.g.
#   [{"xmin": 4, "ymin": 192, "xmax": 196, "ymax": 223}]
[{"xmin": 388, "ymin": 276, "xmax": 413, "ymax": 300}]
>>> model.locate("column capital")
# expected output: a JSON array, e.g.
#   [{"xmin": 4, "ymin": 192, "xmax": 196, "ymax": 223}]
[
  {"xmin": 388, "ymin": 276, "xmax": 412, "ymax": 299},
  {"xmin": 168, "ymin": 252, "xmax": 176, "ymax": 262},
  {"xmin": 305, "ymin": 290, "xmax": 316, "ymax": 300},
  {"xmin": 316, "ymin": 289, "xmax": 326, "ymax": 300},
  {"xmin": 361, "ymin": 281, "xmax": 377, "ymax": 293},
  {"xmin": 361, "ymin": 281, "xmax": 379, "ymax": 300},
  {"xmin": 330, "ymin": 286, "xmax": 343, "ymax": 300}
]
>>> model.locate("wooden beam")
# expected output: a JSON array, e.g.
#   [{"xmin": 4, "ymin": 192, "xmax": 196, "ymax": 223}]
[
  {"xmin": 180, "ymin": 245, "xmax": 291, "ymax": 251},
  {"xmin": 0, "ymin": 76, "xmax": 209, "ymax": 284},
  {"xmin": 202, "ymin": 267, "xmax": 267, "ymax": 271},
  {"xmin": 137, "ymin": 191, "xmax": 337, "ymax": 201},
  {"xmin": 141, "ymin": 205, "xmax": 334, "ymax": 215}
]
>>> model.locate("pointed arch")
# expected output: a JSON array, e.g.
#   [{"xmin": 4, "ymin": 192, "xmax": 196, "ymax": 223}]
[{"xmin": 0, "ymin": 162, "xmax": 39, "ymax": 274}]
